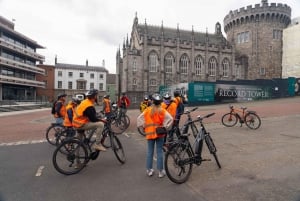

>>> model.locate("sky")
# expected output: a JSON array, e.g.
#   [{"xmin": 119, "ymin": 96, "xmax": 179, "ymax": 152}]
[{"xmin": 0, "ymin": 0, "xmax": 299, "ymax": 74}]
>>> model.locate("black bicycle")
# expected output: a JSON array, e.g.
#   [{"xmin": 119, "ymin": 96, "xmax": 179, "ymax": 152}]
[
  {"xmin": 52, "ymin": 119, "xmax": 126, "ymax": 175},
  {"xmin": 164, "ymin": 109, "xmax": 221, "ymax": 184},
  {"xmin": 45, "ymin": 123, "xmax": 76, "ymax": 146}
]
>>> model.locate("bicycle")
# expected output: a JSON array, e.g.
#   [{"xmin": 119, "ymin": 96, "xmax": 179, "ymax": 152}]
[
  {"xmin": 164, "ymin": 109, "xmax": 221, "ymax": 184},
  {"xmin": 221, "ymin": 105, "xmax": 261, "ymax": 129},
  {"xmin": 52, "ymin": 119, "xmax": 126, "ymax": 175},
  {"xmin": 45, "ymin": 123, "xmax": 76, "ymax": 146},
  {"xmin": 104, "ymin": 104, "xmax": 130, "ymax": 134}
]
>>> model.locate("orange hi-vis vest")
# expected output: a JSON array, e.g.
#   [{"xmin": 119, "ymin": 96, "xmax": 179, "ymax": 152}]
[
  {"xmin": 54, "ymin": 100, "xmax": 66, "ymax": 118},
  {"xmin": 103, "ymin": 98, "xmax": 111, "ymax": 113},
  {"xmin": 72, "ymin": 99, "xmax": 94, "ymax": 128},
  {"xmin": 143, "ymin": 106, "xmax": 167, "ymax": 140},
  {"xmin": 63, "ymin": 102, "xmax": 75, "ymax": 127},
  {"xmin": 173, "ymin": 96, "xmax": 182, "ymax": 107},
  {"xmin": 161, "ymin": 101, "xmax": 176, "ymax": 119}
]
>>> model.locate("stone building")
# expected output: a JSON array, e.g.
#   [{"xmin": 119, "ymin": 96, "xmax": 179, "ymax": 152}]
[
  {"xmin": 116, "ymin": 0, "xmax": 292, "ymax": 107},
  {"xmin": 224, "ymin": 0, "xmax": 291, "ymax": 79}
]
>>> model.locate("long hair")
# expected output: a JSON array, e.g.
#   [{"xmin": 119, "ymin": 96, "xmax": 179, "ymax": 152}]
[{"xmin": 150, "ymin": 104, "xmax": 163, "ymax": 117}]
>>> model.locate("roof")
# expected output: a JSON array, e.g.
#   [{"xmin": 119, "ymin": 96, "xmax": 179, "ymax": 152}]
[{"xmin": 55, "ymin": 63, "xmax": 109, "ymax": 72}]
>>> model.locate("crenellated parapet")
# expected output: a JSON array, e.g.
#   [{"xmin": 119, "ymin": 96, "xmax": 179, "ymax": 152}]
[{"xmin": 224, "ymin": 2, "xmax": 291, "ymax": 33}]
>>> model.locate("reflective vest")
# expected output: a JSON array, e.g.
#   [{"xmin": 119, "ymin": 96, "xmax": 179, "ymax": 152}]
[
  {"xmin": 63, "ymin": 102, "xmax": 75, "ymax": 127},
  {"xmin": 103, "ymin": 98, "xmax": 111, "ymax": 113},
  {"xmin": 72, "ymin": 99, "xmax": 94, "ymax": 128},
  {"xmin": 54, "ymin": 100, "xmax": 66, "ymax": 118},
  {"xmin": 143, "ymin": 106, "xmax": 166, "ymax": 140},
  {"xmin": 161, "ymin": 101, "xmax": 177, "ymax": 119},
  {"xmin": 173, "ymin": 96, "xmax": 182, "ymax": 107}
]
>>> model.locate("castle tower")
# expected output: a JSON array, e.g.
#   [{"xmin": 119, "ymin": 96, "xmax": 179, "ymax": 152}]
[{"xmin": 224, "ymin": 0, "xmax": 291, "ymax": 79}]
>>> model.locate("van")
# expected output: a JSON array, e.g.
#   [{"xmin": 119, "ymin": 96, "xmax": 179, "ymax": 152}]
[{"xmin": 75, "ymin": 93, "xmax": 85, "ymax": 101}]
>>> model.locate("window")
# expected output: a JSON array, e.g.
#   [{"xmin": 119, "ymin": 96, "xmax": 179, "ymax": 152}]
[
  {"xmin": 133, "ymin": 78, "xmax": 137, "ymax": 85},
  {"xmin": 273, "ymin": 30, "xmax": 281, "ymax": 40},
  {"xmin": 208, "ymin": 57, "xmax": 217, "ymax": 76},
  {"xmin": 68, "ymin": 72, "xmax": 73, "ymax": 77},
  {"xmin": 77, "ymin": 81, "xmax": 86, "ymax": 90},
  {"xmin": 132, "ymin": 58, "xmax": 137, "ymax": 71},
  {"xmin": 237, "ymin": 31, "xmax": 250, "ymax": 44},
  {"xmin": 222, "ymin": 59, "xmax": 230, "ymax": 77},
  {"xmin": 180, "ymin": 55, "xmax": 189, "ymax": 74},
  {"xmin": 68, "ymin": 81, "xmax": 72, "ymax": 89},
  {"xmin": 58, "ymin": 81, "xmax": 62, "ymax": 89},
  {"xmin": 99, "ymin": 83, "xmax": 104, "ymax": 91},
  {"xmin": 150, "ymin": 79, "xmax": 157, "ymax": 86},
  {"xmin": 195, "ymin": 56, "xmax": 203, "ymax": 75},
  {"xmin": 44, "ymin": 80, "xmax": 48, "ymax": 87},
  {"xmin": 99, "ymin": 74, "xmax": 104, "ymax": 79},
  {"xmin": 58, "ymin": 71, "xmax": 62, "ymax": 77},
  {"xmin": 80, "ymin": 73, "xmax": 84, "ymax": 78},
  {"xmin": 149, "ymin": 52, "xmax": 158, "ymax": 72},
  {"xmin": 44, "ymin": 70, "xmax": 48, "ymax": 76},
  {"xmin": 235, "ymin": 64, "xmax": 241, "ymax": 79},
  {"xmin": 90, "ymin": 82, "xmax": 94, "ymax": 89},
  {"xmin": 260, "ymin": 67, "xmax": 266, "ymax": 75},
  {"xmin": 165, "ymin": 54, "xmax": 174, "ymax": 73},
  {"xmin": 90, "ymin": 73, "xmax": 94, "ymax": 79}
]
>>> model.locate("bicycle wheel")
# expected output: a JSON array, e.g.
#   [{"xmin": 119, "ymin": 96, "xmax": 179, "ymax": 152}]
[
  {"xmin": 52, "ymin": 139, "xmax": 89, "ymax": 175},
  {"xmin": 110, "ymin": 118, "xmax": 127, "ymax": 134},
  {"xmin": 46, "ymin": 124, "xmax": 64, "ymax": 146},
  {"xmin": 245, "ymin": 112, "xmax": 261, "ymax": 130},
  {"xmin": 221, "ymin": 113, "xmax": 238, "ymax": 127},
  {"xmin": 111, "ymin": 135, "xmax": 126, "ymax": 164},
  {"xmin": 101, "ymin": 128, "xmax": 112, "ymax": 148},
  {"xmin": 205, "ymin": 134, "xmax": 221, "ymax": 169},
  {"xmin": 137, "ymin": 126, "xmax": 146, "ymax": 136},
  {"xmin": 122, "ymin": 114, "xmax": 130, "ymax": 129},
  {"xmin": 165, "ymin": 143, "xmax": 193, "ymax": 184}
]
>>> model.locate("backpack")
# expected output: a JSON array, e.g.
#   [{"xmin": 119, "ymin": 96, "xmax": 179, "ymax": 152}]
[{"xmin": 51, "ymin": 100, "xmax": 57, "ymax": 115}]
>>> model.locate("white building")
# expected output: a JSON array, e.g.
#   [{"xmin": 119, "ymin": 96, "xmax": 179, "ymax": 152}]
[{"xmin": 282, "ymin": 17, "xmax": 300, "ymax": 78}]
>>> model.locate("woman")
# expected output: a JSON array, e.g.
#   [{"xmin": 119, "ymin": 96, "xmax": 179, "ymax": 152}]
[{"xmin": 137, "ymin": 93, "xmax": 173, "ymax": 178}]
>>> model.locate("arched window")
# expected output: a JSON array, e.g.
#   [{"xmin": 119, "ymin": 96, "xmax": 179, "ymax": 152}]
[
  {"xmin": 132, "ymin": 58, "xmax": 137, "ymax": 71},
  {"xmin": 133, "ymin": 78, "xmax": 137, "ymax": 85},
  {"xmin": 149, "ymin": 52, "xmax": 158, "ymax": 72},
  {"xmin": 164, "ymin": 53, "xmax": 174, "ymax": 73},
  {"xmin": 222, "ymin": 58, "xmax": 230, "ymax": 77},
  {"xmin": 195, "ymin": 56, "xmax": 204, "ymax": 75},
  {"xmin": 180, "ymin": 55, "xmax": 189, "ymax": 74},
  {"xmin": 208, "ymin": 57, "xmax": 217, "ymax": 76}
]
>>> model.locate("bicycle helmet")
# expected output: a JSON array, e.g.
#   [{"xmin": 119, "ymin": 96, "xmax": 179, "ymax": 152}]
[
  {"xmin": 104, "ymin": 94, "xmax": 110, "ymax": 98},
  {"xmin": 163, "ymin": 93, "xmax": 171, "ymax": 100},
  {"xmin": 85, "ymin": 89, "xmax": 98, "ymax": 97},
  {"xmin": 152, "ymin": 93, "xmax": 163, "ymax": 105},
  {"xmin": 144, "ymin": 95, "xmax": 149, "ymax": 101},
  {"xmin": 71, "ymin": 97, "xmax": 81, "ymax": 105},
  {"xmin": 57, "ymin": 93, "xmax": 67, "ymax": 99},
  {"xmin": 173, "ymin": 90, "xmax": 180, "ymax": 97}
]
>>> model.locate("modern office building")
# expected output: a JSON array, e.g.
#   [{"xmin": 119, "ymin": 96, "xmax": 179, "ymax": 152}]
[{"xmin": 0, "ymin": 15, "xmax": 45, "ymax": 102}]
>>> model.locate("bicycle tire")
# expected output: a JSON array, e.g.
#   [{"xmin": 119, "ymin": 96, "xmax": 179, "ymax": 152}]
[
  {"xmin": 221, "ymin": 113, "xmax": 238, "ymax": 127},
  {"xmin": 52, "ymin": 139, "xmax": 89, "ymax": 175},
  {"xmin": 110, "ymin": 118, "xmax": 127, "ymax": 134},
  {"xmin": 205, "ymin": 134, "xmax": 221, "ymax": 169},
  {"xmin": 122, "ymin": 114, "xmax": 130, "ymax": 129},
  {"xmin": 111, "ymin": 135, "xmax": 126, "ymax": 164},
  {"xmin": 165, "ymin": 143, "xmax": 193, "ymax": 184},
  {"xmin": 46, "ymin": 124, "xmax": 64, "ymax": 146},
  {"xmin": 101, "ymin": 129, "xmax": 111, "ymax": 148},
  {"xmin": 244, "ymin": 112, "xmax": 261, "ymax": 130},
  {"xmin": 137, "ymin": 127, "xmax": 146, "ymax": 136}
]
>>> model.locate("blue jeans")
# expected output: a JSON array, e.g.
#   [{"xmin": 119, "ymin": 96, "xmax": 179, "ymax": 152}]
[
  {"xmin": 55, "ymin": 117, "xmax": 63, "ymax": 125},
  {"xmin": 146, "ymin": 137, "xmax": 164, "ymax": 171}
]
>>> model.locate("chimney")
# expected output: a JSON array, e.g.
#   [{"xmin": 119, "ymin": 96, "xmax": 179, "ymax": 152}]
[
  {"xmin": 55, "ymin": 55, "xmax": 57, "ymax": 64},
  {"xmin": 102, "ymin": 59, "xmax": 105, "ymax": 67},
  {"xmin": 86, "ymin": 59, "xmax": 88, "ymax": 66}
]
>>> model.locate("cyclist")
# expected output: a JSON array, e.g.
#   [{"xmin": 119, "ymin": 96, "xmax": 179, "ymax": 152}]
[
  {"xmin": 102, "ymin": 94, "xmax": 112, "ymax": 118},
  {"xmin": 137, "ymin": 93, "xmax": 173, "ymax": 178},
  {"xmin": 140, "ymin": 95, "xmax": 151, "ymax": 113},
  {"xmin": 118, "ymin": 92, "xmax": 130, "ymax": 113},
  {"xmin": 173, "ymin": 90, "xmax": 185, "ymax": 126},
  {"xmin": 161, "ymin": 93, "xmax": 177, "ymax": 142},
  {"xmin": 54, "ymin": 93, "xmax": 67, "ymax": 125},
  {"xmin": 72, "ymin": 89, "xmax": 106, "ymax": 152},
  {"xmin": 63, "ymin": 97, "xmax": 81, "ymax": 137}
]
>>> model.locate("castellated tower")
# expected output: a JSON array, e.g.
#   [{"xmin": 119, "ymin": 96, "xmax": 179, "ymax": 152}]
[{"xmin": 224, "ymin": 0, "xmax": 291, "ymax": 79}]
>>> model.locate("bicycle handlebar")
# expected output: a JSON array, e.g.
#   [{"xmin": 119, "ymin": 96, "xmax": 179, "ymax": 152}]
[{"xmin": 183, "ymin": 107, "xmax": 198, "ymax": 115}]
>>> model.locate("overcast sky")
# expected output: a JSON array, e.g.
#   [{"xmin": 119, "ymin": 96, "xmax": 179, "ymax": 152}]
[{"xmin": 0, "ymin": 0, "xmax": 299, "ymax": 73}]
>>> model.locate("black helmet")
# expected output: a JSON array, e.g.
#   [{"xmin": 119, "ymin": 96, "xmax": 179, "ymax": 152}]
[
  {"xmin": 86, "ymin": 89, "xmax": 98, "ymax": 97},
  {"xmin": 173, "ymin": 90, "xmax": 180, "ymax": 97},
  {"xmin": 144, "ymin": 95, "xmax": 149, "ymax": 101},
  {"xmin": 152, "ymin": 93, "xmax": 162, "ymax": 105},
  {"xmin": 71, "ymin": 97, "xmax": 81, "ymax": 105},
  {"xmin": 163, "ymin": 93, "xmax": 171, "ymax": 99},
  {"xmin": 104, "ymin": 94, "xmax": 110, "ymax": 98},
  {"xmin": 57, "ymin": 93, "xmax": 67, "ymax": 99}
]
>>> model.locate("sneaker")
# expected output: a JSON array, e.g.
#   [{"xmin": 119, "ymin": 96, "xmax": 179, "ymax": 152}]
[
  {"xmin": 146, "ymin": 169, "xmax": 154, "ymax": 177},
  {"xmin": 93, "ymin": 143, "xmax": 107, "ymax": 151},
  {"xmin": 158, "ymin": 170, "xmax": 166, "ymax": 178},
  {"xmin": 74, "ymin": 162, "xmax": 85, "ymax": 169}
]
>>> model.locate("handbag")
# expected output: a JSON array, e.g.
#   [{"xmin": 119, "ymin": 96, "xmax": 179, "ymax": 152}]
[{"xmin": 156, "ymin": 127, "xmax": 167, "ymax": 135}]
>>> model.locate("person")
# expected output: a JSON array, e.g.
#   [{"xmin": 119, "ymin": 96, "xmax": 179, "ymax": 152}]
[
  {"xmin": 118, "ymin": 92, "xmax": 130, "ymax": 113},
  {"xmin": 102, "ymin": 94, "xmax": 112, "ymax": 118},
  {"xmin": 54, "ymin": 93, "xmax": 67, "ymax": 125},
  {"xmin": 72, "ymin": 89, "xmax": 106, "ymax": 152},
  {"xmin": 137, "ymin": 93, "xmax": 173, "ymax": 178},
  {"xmin": 63, "ymin": 97, "xmax": 81, "ymax": 137},
  {"xmin": 161, "ymin": 93, "xmax": 177, "ymax": 142},
  {"xmin": 140, "ymin": 95, "xmax": 151, "ymax": 113},
  {"xmin": 173, "ymin": 90, "xmax": 185, "ymax": 127}
]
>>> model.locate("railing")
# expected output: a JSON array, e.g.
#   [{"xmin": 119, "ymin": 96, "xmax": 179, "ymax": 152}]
[{"xmin": 0, "ymin": 74, "xmax": 46, "ymax": 88}]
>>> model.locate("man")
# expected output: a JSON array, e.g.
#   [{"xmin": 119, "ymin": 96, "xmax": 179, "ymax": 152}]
[
  {"xmin": 72, "ymin": 89, "xmax": 106, "ymax": 151},
  {"xmin": 118, "ymin": 92, "xmax": 130, "ymax": 112},
  {"xmin": 102, "ymin": 94, "xmax": 112, "ymax": 118},
  {"xmin": 54, "ymin": 93, "xmax": 67, "ymax": 125},
  {"xmin": 63, "ymin": 97, "xmax": 81, "ymax": 137},
  {"xmin": 161, "ymin": 93, "xmax": 177, "ymax": 142},
  {"xmin": 140, "ymin": 95, "xmax": 151, "ymax": 113},
  {"xmin": 173, "ymin": 90, "xmax": 185, "ymax": 126}
]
